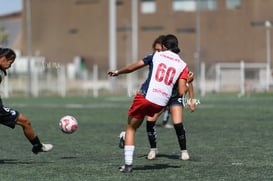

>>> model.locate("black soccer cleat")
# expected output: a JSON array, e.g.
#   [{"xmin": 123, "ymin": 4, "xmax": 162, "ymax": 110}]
[
  {"xmin": 119, "ymin": 165, "xmax": 133, "ymax": 173},
  {"xmin": 32, "ymin": 143, "xmax": 53, "ymax": 154}
]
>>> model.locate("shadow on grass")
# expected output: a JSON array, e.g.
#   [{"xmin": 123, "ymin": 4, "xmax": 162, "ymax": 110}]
[
  {"xmin": 138, "ymin": 154, "xmax": 179, "ymax": 160},
  {"xmin": 139, "ymin": 154, "xmax": 201, "ymax": 162},
  {"xmin": 0, "ymin": 159, "xmax": 52, "ymax": 164},
  {"xmin": 134, "ymin": 163, "xmax": 181, "ymax": 171},
  {"xmin": 60, "ymin": 156, "xmax": 78, "ymax": 159},
  {"xmin": 157, "ymin": 154, "xmax": 179, "ymax": 160}
]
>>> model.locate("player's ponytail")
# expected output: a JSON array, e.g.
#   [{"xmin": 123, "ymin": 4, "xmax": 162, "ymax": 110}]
[
  {"xmin": 171, "ymin": 47, "xmax": 180, "ymax": 54},
  {"xmin": 162, "ymin": 34, "xmax": 180, "ymax": 54}
]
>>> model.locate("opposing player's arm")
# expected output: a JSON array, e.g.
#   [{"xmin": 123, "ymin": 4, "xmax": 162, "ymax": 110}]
[
  {"xmin": 188, "ymin": 83, "xmax": 194, "ymax": 100},
  {"xmin": 186, "ymin": 71, "xmax": 195, "ymax": 112},
  {"xmin": 187, "ymin": 71, "xmax": 194, "ymax": 83},
  {"xmin": 108, "ymin": 60, "xmax": 146, "ymax": 77},
  {"xmin": 178, "ymin": 78, "xmax": 188, "ymax": 96},
  {"xmin": 188, "ymin": 82, "xmax": 195, "ymax": 112},
  {"xmin": 178, "ymin": 66, "xmax": 190, "ymax": 95}
]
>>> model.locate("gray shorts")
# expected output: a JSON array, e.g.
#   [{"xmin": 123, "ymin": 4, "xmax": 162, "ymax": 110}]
[{"xmin": 168, "ymin": 95, "xmax": 185, "ymax": 108}]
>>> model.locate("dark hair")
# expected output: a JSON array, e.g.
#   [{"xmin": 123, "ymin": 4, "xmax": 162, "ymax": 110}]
[
  {"xmin": 152, "ymin": 35, "xmax": 165, "ymax": 51},
  {"xmin": 162, "ymin": 34, "xmax": 180, "ymax": 54},
  {"xmin": 0, "ymin": 48, "xmax": 16, "ymax": 60}
]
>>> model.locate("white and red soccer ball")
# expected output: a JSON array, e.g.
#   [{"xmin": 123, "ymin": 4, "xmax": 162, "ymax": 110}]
[{"xmin": 59, "ymin": 115, "xmax": 78, "ymax": 134}]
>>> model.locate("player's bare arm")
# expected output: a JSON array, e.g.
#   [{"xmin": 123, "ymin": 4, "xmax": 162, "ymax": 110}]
[
  {"xmin": 187, "ymin": 82, "xmax": 195, "ymax": 112},
  {"xmin": 187, "ymin": 71, "xmax": 194, "ymax": 83},
  {"xmin": 178, "ymin": 78, "xmax": 188, "ymax": 96},
  {"xmin": 178, "ymin": 71, "xmax": 194, "ymax": 96},
  {"xmin": 108, "ymin": 60, "xmax": 146, "ymax": 77}
]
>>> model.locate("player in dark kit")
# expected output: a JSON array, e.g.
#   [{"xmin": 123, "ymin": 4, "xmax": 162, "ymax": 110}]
[{"xmin": 0, "ymin": 48, "xmax": 53, "ymax": 154}]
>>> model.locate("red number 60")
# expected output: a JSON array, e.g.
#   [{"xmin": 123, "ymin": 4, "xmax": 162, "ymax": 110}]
[{"xmin": 155, "ymin": 63, "xmax": 176, "ymax": 85}]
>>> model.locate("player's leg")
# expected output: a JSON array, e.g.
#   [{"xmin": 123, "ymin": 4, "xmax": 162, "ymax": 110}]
[
  {"xmin": 146, "ymin": 111, "xmax": 161, "ymax": 160},
  {"xmin": 16, "ymin": 114, "xmax": 53, "ymax": 154},
  {"xmin": 16, "ymin": 114, "xmax": 36, "ymax": 140},
  {"xmin": 120, "ymin": 116, "xmax": 143, "ymax": 173},
  {"xmin": 146, "ymin": 120, "xmax": 157, "ymax": 148},
  {"xmin": 171, "ymin": 105, "xmax": 189, "ymax": 160}
]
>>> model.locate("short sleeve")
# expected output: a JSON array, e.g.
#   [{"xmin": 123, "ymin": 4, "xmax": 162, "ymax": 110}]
[
  {"xmin": 142, "ymin": 53, "xmax": 155, "ymax": 65},
  {"xmin": 179, "ymin": 65, "xmax": 188, "ymax": 80}
]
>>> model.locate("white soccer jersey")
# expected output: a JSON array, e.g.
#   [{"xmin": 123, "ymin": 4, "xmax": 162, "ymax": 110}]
[{"xmin": 140, "ymin": 51, "xmax": 188, "ymax": 106}]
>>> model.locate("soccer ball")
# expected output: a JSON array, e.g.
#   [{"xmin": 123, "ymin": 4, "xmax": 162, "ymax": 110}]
[{"xmin": 59, "ymin": 115, "xmax": 78, "ymax": 134}]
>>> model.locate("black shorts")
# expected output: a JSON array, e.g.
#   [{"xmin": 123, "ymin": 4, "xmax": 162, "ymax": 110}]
[
  {"xmin": 0, "ymin": 101, "xmax": 19, "ymax": 129},
  {"xmin": 168, "ymin": 95, "xmax": 185, "ymax": 108}
]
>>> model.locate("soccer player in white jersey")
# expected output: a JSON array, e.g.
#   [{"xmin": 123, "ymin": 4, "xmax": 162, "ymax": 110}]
[
  {"xmin": 0, "ymin": 48, "xmax": 53, "ymax": 154},
  {"xmin": 108, "ymin": 34, "xmax": 193, "ymax": 173},
  {"xmin": 145, "ymin": 35, "xmax": 195, "ymax": 161}
]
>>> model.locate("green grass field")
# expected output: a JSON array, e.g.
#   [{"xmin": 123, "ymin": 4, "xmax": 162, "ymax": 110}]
[{"xmin": 0, "ymin": 93, "xmax": 273, "ymax": 181}]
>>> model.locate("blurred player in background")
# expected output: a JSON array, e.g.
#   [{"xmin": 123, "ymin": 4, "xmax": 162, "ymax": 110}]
[
  {"xmin": 161, "ymin": 108, "xmax": 172, "ymax": 128},
  {"xmin": 108, "ymin": 34, "xmax": 193, "ymax": 173},
  {"xmin": 0, "ymin": 48, "xmax": 53, "ymax": 154}
]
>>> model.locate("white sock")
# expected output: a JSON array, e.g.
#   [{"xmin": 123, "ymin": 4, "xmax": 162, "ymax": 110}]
[
  {"xmin": 124, "ymin": 145, "xmax": 135, "ymax": 165},
  {"xmin": 163, "ymin": 109, "xmax": 169, "ymax": 121}
]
